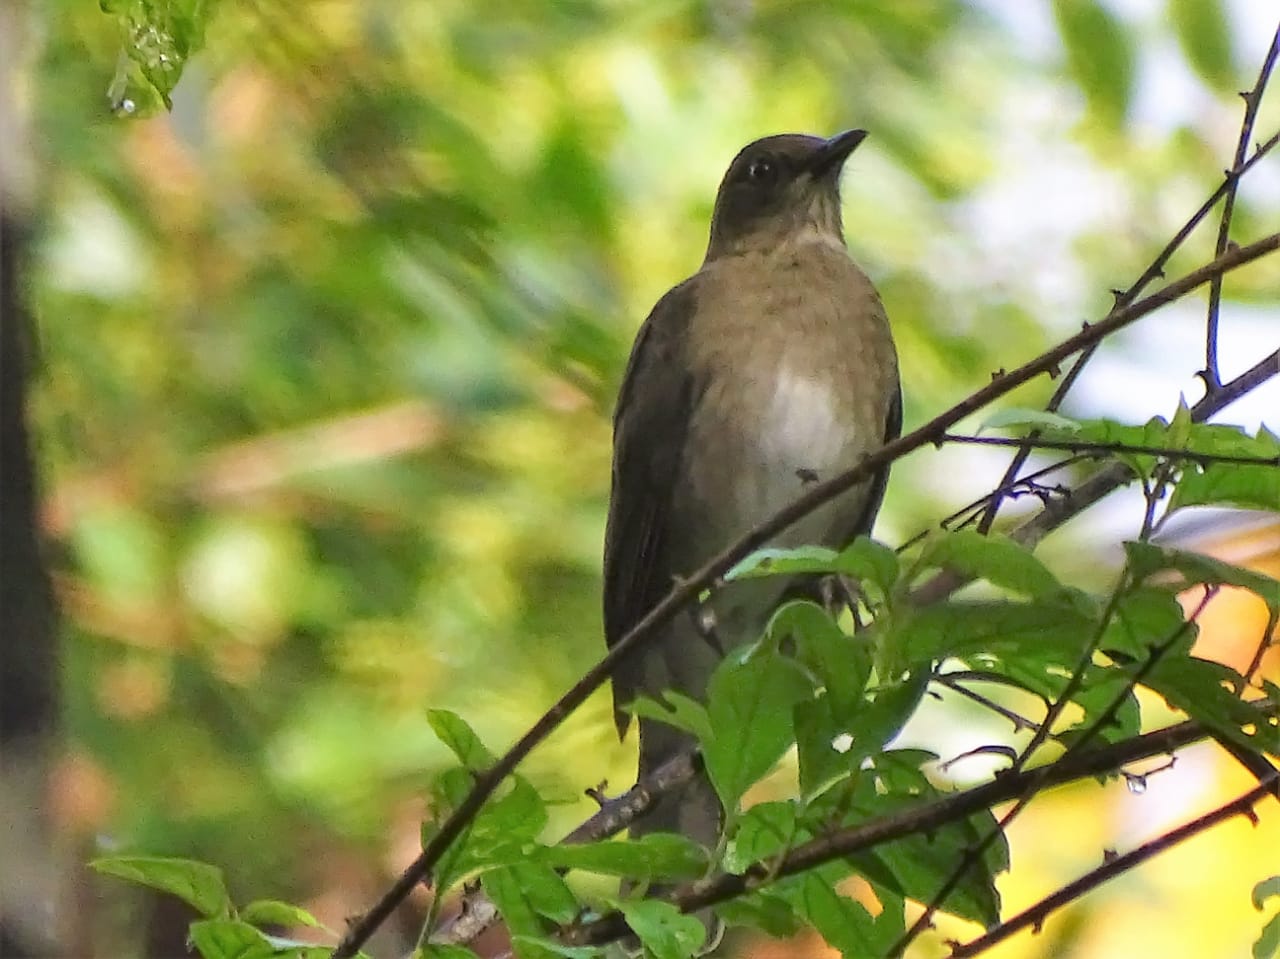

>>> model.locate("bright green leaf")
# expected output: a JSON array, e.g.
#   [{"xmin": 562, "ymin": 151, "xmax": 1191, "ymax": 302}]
[
  {"xmin": 240, "ymin": 900, "xmax": 324, "ymax": 931},
  {"xmin": 1255, "ymin": 876, "xmax": 1280, "ymax": 910},
  {"xmin": 538, "ymin": 834, "xmax": 707, "ymax": 882},
  {"xmin": 703, "ymin": 652, "xmax": 812, "ymax": 811},
  {"xmin": 90, "ymin": 856, "xmax": 230, "ymax": 918},
  {"xmin": 1052, "ymin": 0, "xmax": 1135, "ymax": 129},
  {"xmin": 428, "ymin": 709, "xmax": 496, "ymax": 771},
  {"xmin": 615, "ymin": 900, "xmax": 706, "ymax": 959}
]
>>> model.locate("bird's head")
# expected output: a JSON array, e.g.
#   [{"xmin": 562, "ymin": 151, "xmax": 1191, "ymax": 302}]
[{"xmin": 704, "ymin": 129, "xmax": 867, "ymax": 261}]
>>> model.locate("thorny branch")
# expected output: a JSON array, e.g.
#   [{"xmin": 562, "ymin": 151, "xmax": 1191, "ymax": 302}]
[{"xmin": 1205, "ymin": 24, "xmax": 1280, "ymax": 388}]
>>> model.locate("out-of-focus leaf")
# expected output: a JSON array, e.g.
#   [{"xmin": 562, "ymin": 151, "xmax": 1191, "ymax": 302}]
[
  {"xmin": 537, "ymin": 834, "xmax": 707, "ymax": 881},
  {"xmin": 724, "ymin": 801, "xmax": 800, "ymax": 873},
  {"xmin": 1052, "ymin": 0, "xmax": 1135, "ymax": 129},
  {"xmin": 1169, "ymin": 0, "xmax": 1237, "ymax": 93},
  {"xmin": 427, "ymin": 709, "xmax": 497, "ymax": 772},
  {"xmin": 240, "ymin": 900, "xmax": 324, "ymax": 931},
  {"xmin": 1124, "ymin": 542, "xmax": 1280, "ymax": 613}
]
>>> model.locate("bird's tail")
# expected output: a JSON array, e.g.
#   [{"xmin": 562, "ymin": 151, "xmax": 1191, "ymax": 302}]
[{"xmin": 626, "ymin": 718, "xmax": 725, "ymax": 954}]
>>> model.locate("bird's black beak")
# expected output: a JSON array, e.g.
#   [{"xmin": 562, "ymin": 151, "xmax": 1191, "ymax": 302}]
[{"xmin": 805, "ymin": 129, "xmax": 869, "ymax": 178}]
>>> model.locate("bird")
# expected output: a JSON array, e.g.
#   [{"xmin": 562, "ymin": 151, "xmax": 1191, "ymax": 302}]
[{"xmin": 602, "ymin": 129, "xmax": 902, "ymax": 937}]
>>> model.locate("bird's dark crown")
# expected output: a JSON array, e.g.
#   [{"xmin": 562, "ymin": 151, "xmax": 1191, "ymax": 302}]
[{"xmin": 706, "ymin": 130, "xmax": 866, "ymax": 261}]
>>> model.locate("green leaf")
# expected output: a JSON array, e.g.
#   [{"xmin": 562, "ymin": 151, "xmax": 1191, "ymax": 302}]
[
  {"xmin": 615, "ymin": 900, "xmax": 706, "ymax": 959},
  {"xmin": 1143, "ymin": 655, "xmax": 1280, "ymax": 755},
  {"xmin": 425, "ymin": 774, "xmax": 548, "ymax": 893},
  {"xmin": 187, "ymin": 919, "xmax": 330, "ymax": 959},
  {"xmin": 727, "ymin": 537, "xmax": 899, "ymax": 599},
  {"xmin": 626, "ymin": 693, "xmax": 712, "ymax": 743},
  {"xmin": 714, "ymin": 891, "xmax": 801, "ymax": 938},
  {"xmin": 1052, "ymin": 0, "xmax": 1135, "ymax": 129},
  {"xmin": 1256, "ymin": 912, "xmax": 1280, "ymax": 959},
  {"xmin": 703, "ymin": 651, "xmax": 813, "ymax": 812},
  {"xmin": 187, "ymin": 920, "xmax": 274, "ymax": 959},
  {"xmin": 103, "ymin": 0, "xmax": 219, "ymax": 113},
  {"xmin": 90, "ymin": 856, "xmax": 230, "ymax": 918},
  {"xmin": 507, "ymin": 938, "xmax": 602, "ymax": 959},
  {"xmin": 1255, "ymin": 876, "xmax": 1280, "ymax": 910},
  {"xmin": 428, "ymin": 709, "xmax": 496, "ymax": 771},
  {"xmin": 770, "ymin": 600, "xmax": 870, "ymax": 716},
  {"xmin": 724, "ymin": 801, "xmax": 800, "ymax": 873},
  {"xmin": 1168, "ymin": 424, "xmax": 1280, "ymax": 512},
  {"xmin": 1169, "ymin": 0, "xmax": 1237, "ymax": 93},
  {"xmin": 895, "ymin": 599, "xmax": 1095, "ymax": 665},
  {"xmin": 1124, "ymin": 542, "xmax": 1280, "ymax": 614},
  {"xmin": 1104, "ymin": 586, "xmax": 1192, "ymax": 658},
  {"xmin": 916, "ymin": 530, "xmax": 1078, "ymax": 604},
  {"xmin": 240, "ymin": 900, "xmax": 324, "ymax": 931},
  {"xmin": 727, "ymin": 545, "xmax": 840, "ymax": 580},
  {"xmin": 980, "ymin": 408, "xmax": 1081, "ymax": 432},
  {"xmin": 538, "ymin": 834, "xmax": 707, "ymax": 881},
  {"xmin": 784, "ymin": 873, "xmax": 887, "ymax": 957},
  {"xmin": 482, "ymin": 864, "xmax": 579, "ymax": 957}
]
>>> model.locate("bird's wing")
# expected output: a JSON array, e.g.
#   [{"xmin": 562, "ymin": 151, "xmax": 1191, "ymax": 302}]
[
  {"xmin": 852, "ymin": 381, "xmax": 903, "ymax": 537},
  {"xmin": 603, "ymin": 278, "xmax": 700, "ymax": 737}
]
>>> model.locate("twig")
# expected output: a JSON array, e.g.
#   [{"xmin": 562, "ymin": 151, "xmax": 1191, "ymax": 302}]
[{"xmin": 1205, "ymin": 24, "xmax": 1280, "ymax": 388}]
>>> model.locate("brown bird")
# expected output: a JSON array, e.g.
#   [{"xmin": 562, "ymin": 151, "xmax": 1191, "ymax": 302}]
[{"xmin": 603, "ymin": 128, "xmax": 901, "ymax": 909}]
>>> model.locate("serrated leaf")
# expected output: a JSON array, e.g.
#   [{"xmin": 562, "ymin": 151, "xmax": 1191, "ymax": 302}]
[
  {"xmin": 91, "ymin": 856, "xmax": 230, "ymax": 918},
  {"xmin": 428, "ymin": 709, "xmax": 496, "ymax": 771},
  {"xmin": 616, "ymin": 900, "xmax": 706, "ymax": 959},
  {"xmin": 1169, "ymin": 0, "xmax": 1237, "ymax": 93},
  {"xmin": 1052, "ymin": 0, "xmax": 1135, "ymax": 129},
  {"xmin": 703, "ymin": 652, "xmax": 813, "ymax": 811}
]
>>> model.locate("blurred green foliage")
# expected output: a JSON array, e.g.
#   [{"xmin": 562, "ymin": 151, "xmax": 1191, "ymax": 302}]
[{"xmin": 28, "ymin": 0, "xmax": 1280, "ymax": 954}]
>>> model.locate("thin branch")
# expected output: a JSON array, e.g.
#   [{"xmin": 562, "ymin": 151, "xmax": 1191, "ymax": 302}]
[
  {"xmin": 1205, "ymin": 24, "xmax": 1280, "ymax": 388},
  {"xmin": 331, "ymin": 235, "xmax": 1280, "ymax": 959},
  {"xmin": 950, "ymin": 773, "xmax": 1279, "ymax": 957}
]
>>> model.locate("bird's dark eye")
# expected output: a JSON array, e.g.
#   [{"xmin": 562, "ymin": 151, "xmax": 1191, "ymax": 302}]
[{"xmin": 745, "ymin": 155, "xmax": 777, "ymax": 185}]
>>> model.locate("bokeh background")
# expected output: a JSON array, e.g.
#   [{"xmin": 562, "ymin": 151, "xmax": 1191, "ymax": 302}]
[{"xmin": 15, "ymin": 0, "xmax": 1280, "ymax": 956}]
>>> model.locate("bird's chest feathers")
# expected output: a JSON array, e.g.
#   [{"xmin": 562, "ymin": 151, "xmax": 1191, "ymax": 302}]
[
  {"xmin": 758, "ymin": 366, "xmax": 849, "ymax": 481},
  {"xmin": 696, "ymin": 360, "xmax": 860, "ymax": 540}
]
